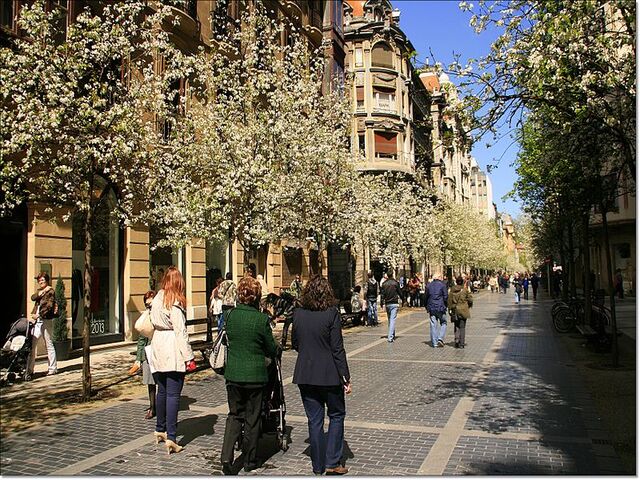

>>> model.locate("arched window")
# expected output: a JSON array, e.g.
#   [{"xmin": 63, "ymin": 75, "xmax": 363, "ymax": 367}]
[{"xmin": 371, "ymin": 42, "xmax": 394, "ymax": 69}]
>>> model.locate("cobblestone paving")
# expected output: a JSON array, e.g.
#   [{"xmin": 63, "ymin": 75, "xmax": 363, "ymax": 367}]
[
  {"xmin": 0, "ymin": 292, "xmax": 629, "ymax": 475},
  {"xmin": 443, "ymin": 436, "xmax": 600, "ymax": 475}
]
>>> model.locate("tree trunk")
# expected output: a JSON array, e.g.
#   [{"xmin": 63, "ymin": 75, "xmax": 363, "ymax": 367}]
[
  {"xmin": 82, "ymin": 205, "xmax": 94, "ymax": 402},
  {"xmin": 582, "ymin": 215, "xmax": 592, "ymax": 328},
  {"xmin": 559, "ymin": 226, "xmax": 568, "ymax": 301},
  {"xmin": 567, "ymin": 221, "xmax": 577, "ymax": 298},
  {"xmin": 600, "ymin": 204, "xmax": 619, "ymax": 367}
]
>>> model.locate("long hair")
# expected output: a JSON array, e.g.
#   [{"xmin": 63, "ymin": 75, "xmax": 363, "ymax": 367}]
[
  {"xmin": 300, "ymin": 275, "xmax": 336, "ymax": 311},
  {"xmin": 161, "ymin": 266, "xmax": 186, "ymax": 309}
]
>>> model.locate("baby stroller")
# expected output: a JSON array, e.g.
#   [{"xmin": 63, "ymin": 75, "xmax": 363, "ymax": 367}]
[
  {"xmin": 1, "ymin": 317, "xmax": 34, "ymax": 386},
  {"xmin": 262, "ymin": 350, "xmax": 289, "ymax": 451},
  {"xmin": 233, "ymin": 350, "xmax": 289, "ymax": 454}
]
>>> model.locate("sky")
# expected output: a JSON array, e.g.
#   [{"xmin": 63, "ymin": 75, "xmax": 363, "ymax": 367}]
[{"xmin": 393, "ymin": 0, "xmax": 522, "ymax": 218}]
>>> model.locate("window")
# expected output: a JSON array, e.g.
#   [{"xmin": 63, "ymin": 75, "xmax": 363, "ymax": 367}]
[
  {"xmin": 356, "ymin": 86, "xmax": 365, "ymax": 109},
  {"xmin": 0, "ymin": 1, "xmax": 14, "ymax": 31},
  {"xmin": 358, "ymin": 133, "xmax": 366, "ymax": 156},
  {"xmin": 371, "ymin": 42, "xmax": 394, "ymax": 68},
  {"xmin": 49, "ymin": 0, "xmax": 68, "ymax": 43},
  {"xmin": 373, "ymin": 87, "xmax": 395, "ymax": 112},
  {"xmin": 332, "ymin": 0, "xmax": 342, "ymax": 34},
  {"xmin": 354, "ymin": 48, "xmax": 363, "ymax": 67},
  {"xmin": 374, "ymin": 131, "xmax": 397, "ymax": 159}
]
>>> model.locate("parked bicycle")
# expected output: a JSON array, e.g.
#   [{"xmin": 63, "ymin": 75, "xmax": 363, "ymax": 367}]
[{"xmin": 551, "ymin": 297, "xmax": 585, "ymax": 333}]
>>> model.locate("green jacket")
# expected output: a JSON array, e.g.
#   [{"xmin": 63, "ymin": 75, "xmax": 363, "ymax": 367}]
[
  {"xmin": 224, "ymin": 304, "xmax": 278, "ymax": 383},
  {"xmin": 447, "ymin": 285, "xmax": 473, "ymax": 320}
]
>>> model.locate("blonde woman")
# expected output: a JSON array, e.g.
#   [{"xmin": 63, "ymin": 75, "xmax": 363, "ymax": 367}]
[{"xmin": 149, "ymin": 266, "xmax": 195, "ymax": 454}]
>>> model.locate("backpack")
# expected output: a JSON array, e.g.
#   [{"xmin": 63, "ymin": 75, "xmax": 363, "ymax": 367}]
[{"xmin": 219, "ymin": 281, "xmax": 237, "ymax": 307}]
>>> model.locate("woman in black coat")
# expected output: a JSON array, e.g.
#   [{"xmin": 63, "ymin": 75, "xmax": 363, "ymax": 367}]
[{"xmin": 292, "ymin": 275, "xmax": 351, "ymax": 475}]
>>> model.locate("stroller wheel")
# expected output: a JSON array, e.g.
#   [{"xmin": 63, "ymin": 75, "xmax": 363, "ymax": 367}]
[{"xmin": 7, "ymin": 372, "xmax": 16, "ymax": 382}]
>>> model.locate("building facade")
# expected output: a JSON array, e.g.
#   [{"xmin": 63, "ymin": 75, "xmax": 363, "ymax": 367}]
[{"xmin": 0, "ymin": 0, "xmax": 347, "ymax": 349}]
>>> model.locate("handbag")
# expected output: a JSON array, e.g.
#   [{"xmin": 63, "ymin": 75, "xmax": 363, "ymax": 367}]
[
  {"xmin": 134, "ymin": 310, "xmax": 154, "ymax": 338},
  {"xmin": 210, "ymin": 310, "xmax": 229, "ymax": 374}
]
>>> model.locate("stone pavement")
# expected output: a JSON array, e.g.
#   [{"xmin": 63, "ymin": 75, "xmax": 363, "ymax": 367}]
[{"xmin": 0, "ymin": 291, "xmax": 632, "ymax": 475}]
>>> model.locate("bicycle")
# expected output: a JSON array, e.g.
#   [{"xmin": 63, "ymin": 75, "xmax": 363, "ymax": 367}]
[{"xmin": 551, "ymin": 297, "xmax": 585, "ymax": 333}]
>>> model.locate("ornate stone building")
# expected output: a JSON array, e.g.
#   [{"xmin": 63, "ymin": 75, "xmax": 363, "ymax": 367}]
[{"xmin": 344, "ymin": 0, "xmax": 417, "ymax": 175}]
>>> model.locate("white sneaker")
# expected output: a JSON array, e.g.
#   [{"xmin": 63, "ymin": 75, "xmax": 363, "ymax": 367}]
[{"xmin": 47, "ymin": 369, "xmax": 58, "ymax": 376}]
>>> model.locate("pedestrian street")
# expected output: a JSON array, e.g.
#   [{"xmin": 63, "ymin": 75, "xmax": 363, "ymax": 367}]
[{"xmin": 0, "ymin": 291, "xmax": 626, "ymax": 475}]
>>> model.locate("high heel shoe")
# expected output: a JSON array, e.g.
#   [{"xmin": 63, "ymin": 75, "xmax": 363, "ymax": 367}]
[
  {"xmin": 154, "ymin": 431, "xmax": 167, "ymax": 444},
  {"xmin": 165, "ymin": 439, "xmax": 184, "ymax": 454}
]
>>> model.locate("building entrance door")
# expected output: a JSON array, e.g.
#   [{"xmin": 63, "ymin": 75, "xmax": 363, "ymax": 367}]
[{"xmin": 0, "ymin": 205, "xmax": 27, "ymax": 341}]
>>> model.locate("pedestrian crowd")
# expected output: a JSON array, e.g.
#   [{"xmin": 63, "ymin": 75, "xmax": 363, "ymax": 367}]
[{"xmin": 121, "ymin": 266, "xmax": 539, "ymax": 474}]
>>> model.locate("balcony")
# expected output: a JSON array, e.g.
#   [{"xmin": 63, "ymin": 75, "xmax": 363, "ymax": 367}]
[
  {"xmin": 373, "ymin": 98, "xmax": 396, "ymax": 114},
  {"xmin": 160, "ymin": 0, "xmax": 199, "ymax": 37}
]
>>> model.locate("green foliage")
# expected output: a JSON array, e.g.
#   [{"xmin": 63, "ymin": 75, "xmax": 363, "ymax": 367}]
[{"xmin": 52, "ymin": 275, "xmax": 68, "ymax": 342}]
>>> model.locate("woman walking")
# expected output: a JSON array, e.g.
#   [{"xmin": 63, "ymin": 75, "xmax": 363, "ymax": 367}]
[
  {"xmin": 292, "ymin": 275, "xmax": 351, "ymax": 475},
  {"xmin": 221, "ymin": 276, "xmax": 278, "ymax": 474},
  {"xmin": 26, "ymin": 272, "xmax": 57, "ymax": 379},
  {"xmin": 148, "ymin": 267, "xmax": 195, "ymax": 454},
  {"xmin": 128, "ymin": 290, "xmax": 157, "ymax": 419},
  {"xmin": 447, "ymin": 276, "xmax": 473, "ymax": 348}
]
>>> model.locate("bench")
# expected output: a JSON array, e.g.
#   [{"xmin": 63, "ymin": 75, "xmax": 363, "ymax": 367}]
[
  {"xmin": 186, "ymin": 316, "xmax": 214, "ymax": 356},
  {"xmin": 339, "ymin": 302, "xmax": 364, "ymax": 328}
]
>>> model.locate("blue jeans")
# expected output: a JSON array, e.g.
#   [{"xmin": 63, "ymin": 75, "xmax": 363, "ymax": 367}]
[
  {"xmin": 366, "ymin": 299, "xmax": 378, "ymax": 326},
  {"xmin": 515, "ymin": 291, "xmax": 520, "ymax": 303},
  {"xmin": 215, "ymin": 313, "xmax": 223, "ymax": 331},
  {"xmin": 153, "ymin": 371, "xmax": 185, "ymax": 442},
  {"xmin": 429, "ymin": 311, "xmax": 447, "ymax": 347},
  {"xmin": 299, "ymin": 385, "xmax": 346, "ymax": 474},
  {"xmin": 386, "ymin": 303, "xmax": 399, "ymax": 341}
]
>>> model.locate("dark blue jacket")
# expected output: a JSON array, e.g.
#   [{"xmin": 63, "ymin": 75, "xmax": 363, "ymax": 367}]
[
  {"xmin": 292, "ymin": 308, "xmax": 350, "ymax": 386},
  {"xmin": 425, "ymin": 279, "xmax": 448, "ymax": 314}
]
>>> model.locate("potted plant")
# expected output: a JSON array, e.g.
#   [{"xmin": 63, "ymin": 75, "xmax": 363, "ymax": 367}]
[{"xmin": 52, "ymin": 275, "xmax": 70, "ymax": 361}]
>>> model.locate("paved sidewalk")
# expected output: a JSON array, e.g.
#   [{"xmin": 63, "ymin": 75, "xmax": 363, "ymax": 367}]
[{"xmin": 0, "ymin": 292, "xmax": 632, "ymax": 475}]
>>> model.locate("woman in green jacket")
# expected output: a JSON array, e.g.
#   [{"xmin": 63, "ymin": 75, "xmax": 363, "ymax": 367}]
[
  {"xmin": 447, "ymin": 276, "xmax": 473, "ymax": 348},
  {"xmin": 221, "ymin": 276, "xmax": 278, "ymax": 474}
]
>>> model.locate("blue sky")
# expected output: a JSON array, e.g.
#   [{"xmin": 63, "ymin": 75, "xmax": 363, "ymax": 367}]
[{"xmin": 393, "ymin": 0, "xmax": 522, "ymax": 217}]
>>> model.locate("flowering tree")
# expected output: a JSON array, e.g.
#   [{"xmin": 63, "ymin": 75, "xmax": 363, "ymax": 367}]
[
  {"xmin": 0, "ymin": 1, "xmax": 190, "ymax": 400},
  {"xmin": 146, "ymin": 6, "xmax": 356, "ymax": 262},
  {"xmin": 348, "ymin": 172, "xmax": 438, "ymax": 269},
  {"xmin": 430, "ymin": 198, "xmax": 506, "ymax": 272},
  {"xmin": 454, "ymin": 0, "xmax": 635, "ymax": 179}
]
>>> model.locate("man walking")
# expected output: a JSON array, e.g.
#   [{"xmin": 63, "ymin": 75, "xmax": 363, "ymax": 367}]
[
  {"xmin": 381, "ymin": 271, "xmax": 401, "ymax": 343},
  {"xmin": 365, "ymin": 272, "xmax": 379, "ymax": 326},
  {"xmin": 531, "ymin": 272, "xmax": 540, "ymax": 300},
  {"xmin": 425, "ymin": 273, "xmax": 448, "ymax": 348}
]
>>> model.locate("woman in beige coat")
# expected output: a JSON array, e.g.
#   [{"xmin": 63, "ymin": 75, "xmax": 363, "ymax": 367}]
[{"xmin": 149, "ymin": 266, "xmax": 194, "ymax": 454}]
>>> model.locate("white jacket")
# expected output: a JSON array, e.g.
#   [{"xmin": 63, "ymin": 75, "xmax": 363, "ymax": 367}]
[{"xmin": 149, "ymin": 290, "xmax": 194, "ymax": 373}]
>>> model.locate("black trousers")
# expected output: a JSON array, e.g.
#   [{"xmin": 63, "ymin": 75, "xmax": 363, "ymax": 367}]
[
  {"xmin": 453, "ymin": 316, "xmax": 466, "ymax": 346},
  {"xmin": 221, "ymin": 382, "xmax": 265, "ymax": 468}
]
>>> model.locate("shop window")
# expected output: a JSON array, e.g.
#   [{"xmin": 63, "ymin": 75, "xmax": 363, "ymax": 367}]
[
  {"xmin": 283, "ymin": 248, "xmax": 303, "ymax": 288},
  {"xmin": 71, "ymin": 182, "xmax": 122, "ymax": 344},
  {"xmin": 205, "ymin": 237, "xmax": 228, "ymax": 306},
  {"xmin": 149, "ymin": 226, "xmax": 185, "ymax": 291},
  {"xmin": 371, "ymin": 42, "xmax": 393, "ymax": 69}
]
